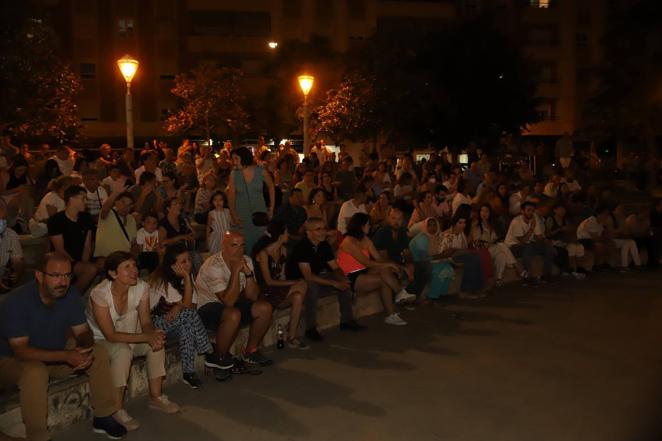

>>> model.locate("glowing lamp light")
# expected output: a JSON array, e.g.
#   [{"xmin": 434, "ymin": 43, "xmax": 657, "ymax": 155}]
[
  {"xmin": 268, "ymin": 41, "xmax": 278, "ymax": 49},
  {"xmin": 117, "ymin": 55, "xmax": 139, "ymax": 83},
  {"xmin": 298, "ymin": 75, "xmax": 314, "ymax": 97}
]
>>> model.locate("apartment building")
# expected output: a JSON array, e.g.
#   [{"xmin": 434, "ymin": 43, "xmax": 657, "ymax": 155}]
[{"xmin": 37, "ymin": 0, "xmax": 607, "ymax": 141}]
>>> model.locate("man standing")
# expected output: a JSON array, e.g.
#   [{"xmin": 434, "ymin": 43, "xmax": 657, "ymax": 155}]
[
  {"xmin": 94, "ymin": 186, "xmax": 137, "ymax": 260},
  {"xmin": 504, "ymin": 201, "xmax": 555, "ymax": 282},
  {"xmin": 285, "ymin": 217, "xmax": 365, "ymax": 341},
  {"xmin": 82, "ymin": 168, "xmax": 108, "ymax": 223},
  {"xmin": 555, "ymin": 132, "xmax": 574, "ymax": 169},
  {"xmin": 196, "ymin": 232, "xmax": 274, "ymax": 368},
  {"xmin": 0, "ymin": 252, "xmax": 126, "ymax": 441},
  {"xmin": 47, "ymin": 185, "xmax": 98, "ymax": 293}
]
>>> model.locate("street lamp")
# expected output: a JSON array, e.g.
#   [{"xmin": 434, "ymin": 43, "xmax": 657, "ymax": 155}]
[
  {"xmin": 117, "ymin": 54, "xmax": 139, "ymax": 148},
  {"xmin": 268, "ymin": 41, "xmax": 278, "ymax": 49},
  {"xmin": 298, "ymin": 74, "xmax": 314, "ymax": 155}
]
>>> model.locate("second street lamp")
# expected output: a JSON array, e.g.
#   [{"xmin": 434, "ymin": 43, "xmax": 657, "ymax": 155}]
[
  {"xmin": 117, "ymin": 54, "xmax": 139, "ymax": 149},
  {"xmin": 298, "ymin": 74, "xmax": 314, "ymax": 156}
]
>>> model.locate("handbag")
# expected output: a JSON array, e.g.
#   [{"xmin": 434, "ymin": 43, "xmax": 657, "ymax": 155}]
[{"xmin": 239, "ymin": 168, "xmax": 269, "ymax": 227}]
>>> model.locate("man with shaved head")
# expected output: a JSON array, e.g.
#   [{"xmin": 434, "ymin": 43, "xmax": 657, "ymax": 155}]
[{"xmin": 196, "ymin": 231, "xmax": 274, "ymax": 371}]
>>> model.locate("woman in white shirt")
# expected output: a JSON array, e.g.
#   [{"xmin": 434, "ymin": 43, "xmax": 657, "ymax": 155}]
[
  {"xmin": 87, "ymin": 251, "xmax": 179, "ymax": 431},
  {"xmin": 440, "ymin": 213, "xmax": 485, "ymax": 297},
  {"xmin": 149, "ymin": 243, "xmax": 213, "ymax": 389}
]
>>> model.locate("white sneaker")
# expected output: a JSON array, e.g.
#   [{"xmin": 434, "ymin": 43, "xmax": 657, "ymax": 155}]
[
  {"xmin": 571, "ymin": 271, "xmax": 586, "ymax": 280},
  {"xmin": 148, "ymin": 394, "xmax": 180, "ymax": 414},
  {"xmin": 114, "ymin": 408, "xmax": 140, "ymax": 431},
  {"xmin": 384, "ymin": 313, "xmax": 407, "ymax": 326},
  {"xmin": 395, "ymin": 290, "xmax": 416, "ymax": 305}
]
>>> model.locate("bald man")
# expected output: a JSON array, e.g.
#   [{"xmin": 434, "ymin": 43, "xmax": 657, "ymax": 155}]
[{"xmin": 196, "ymin": 231, "xmax": 274, "ymax": 369}]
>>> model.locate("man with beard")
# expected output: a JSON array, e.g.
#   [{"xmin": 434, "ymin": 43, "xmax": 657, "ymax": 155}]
[{"xmin": 0, "ymin": 252, "xmax": 126, "ymax": 441}]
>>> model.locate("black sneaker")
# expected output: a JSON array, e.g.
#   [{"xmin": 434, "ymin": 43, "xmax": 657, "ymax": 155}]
[
  {"xmin": 339, "ymin": 320, "xmax": 367, "ymax": 332},
  {"xmin": 93, "ymin": 415, "xmax": 127, "ymax": 439},
  {"xmin": 305, "ymin": 328, "xmax": 324, "ymax": 342},
  {"xmin": 214, "ymin": 368, "xmax": 233, "ymax": 382},
  {"xmin": 231, "ymin": 357, "xmax": 262, "ymax": 375},
  {"xmin": 244, "ymin": 350, "xmax": 274, "ymax": 367},
  {"xmin": 205, "ymin": 352, "xmax": 234, "ymax": 370},
  {"xmin": 182, "ymin": 372, "xmax": 203, "ymax": 389}
]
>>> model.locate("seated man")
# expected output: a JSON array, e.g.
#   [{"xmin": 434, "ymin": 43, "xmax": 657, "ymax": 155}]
[
  {"xmin": 285, "ymin": 217, "xmax": 365, "ymax": 342},
  {"xmin": 275, "ymin": 188, "xmax": 308, "ymax": 237},
  {"xmin": 0, "ymin": 200, "xmax": 25, "ymax": 292},
  {"xmin": 94, "ymin": 188, "xmax": 137, "ymax": 263},
  {"xmin": 0, "ymin": 252, "xmax": 126, "ymax": 441},
  {"xmin": 372, "ymin": 208, "xmax": 418, "ymax": 301},
  {"xmin": 196, "ymin": 231, "xmax": 274, "ymax": 370},
  {"xmin": 337, "ymin": 184, "xmax": 368, "ymax": 235},
  {"xmin": 504, "ymin": 201, "xmax": 555, "ymax": 283},
  {"xmin": 47, "ymin": 185, "xmax": 98, "ymax": 293}
]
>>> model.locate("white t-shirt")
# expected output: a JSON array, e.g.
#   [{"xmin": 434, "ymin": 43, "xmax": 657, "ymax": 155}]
[
  {"xmin": 337, "ymin": 200, "xmax": 367, "ymax": 234},
  {"xmin": 53, "ymin": 156, "xmax": 74, "ymax": 177},
  {"xmin": 505, "ymin": 215, "xmax": 543, "ymax": 247},
  {"xmin": 85, "ymin": 186, "xmax": 108, "ymax": 217},
  {"xmin": 136, "ymin": 227, "xmax": 159, "ymax": 252},
  {"xmin": 195, "ymin": 253, "xmax": 254, "ymax": 309},
  {"xmin": 543, "ymin": 182, "xmax": 558, "ymax": 199},
  {"xmin": 102, "ymin": 176, "xmax": 126, "ymax": 194},
  {"xmin": 451, "ymin": 193, "xmax": 472, "ymax": 215},
  {"xmin": 34, "ymin": 191, "xmax": 65, "ymax": 222},
  {"xmin": 134, "ymin": 166, "xmax": 163, "ymax": 183},
  {"xmin": 148, "ymin": 280, "xmax": 199, "ymax": 309},
  {"xmin": 509, "ymin": 192, "xmax": 523, "ymax": 216},
  {"xmin": 86, "ymin": 279, "xmax": 149, "ymax": 341},
  {"xmin": 577, "ymin": 216, "xmax": 603, "ymax": 240}
]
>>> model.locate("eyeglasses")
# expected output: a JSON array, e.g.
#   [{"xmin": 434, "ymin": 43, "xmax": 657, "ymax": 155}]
[{"xmin": 42, "ymin": 272, "xmax": 73, "ymax": 280}]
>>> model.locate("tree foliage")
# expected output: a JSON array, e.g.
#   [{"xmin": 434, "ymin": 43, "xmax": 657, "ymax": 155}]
[
  {"xmin": 0, "ymin": 17, "xmax": 83, "ymax": 142},
  {"xmin": 584, "ymin": 0, "xmax": 662, "ymax": 142},
  {"xmin": 166, "ymin": 63, "xmax": 250, "ymax": 140},
  {"xmin": 312, "ymin": 72, "xmax": 380, "ymax": 143},
  {"xmin": 331, "ymin": 17, "xmax": 538, "ymax": 147}
]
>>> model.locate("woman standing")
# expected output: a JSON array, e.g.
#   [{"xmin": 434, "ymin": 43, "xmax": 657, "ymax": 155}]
[
  {"xmin": 227, "ymin": 147, "xmax": 275, "ymax": 254},
  {"xmin": 149, "ymin": 244, "xmax": 214, "ymax": 389},
  {"xmin": 87, "ymin": 252, "xmax": 179, "ymax": 431},
  {"xmin": 252, "ymin": 221, "xmax": 308, "ymax": 349}
]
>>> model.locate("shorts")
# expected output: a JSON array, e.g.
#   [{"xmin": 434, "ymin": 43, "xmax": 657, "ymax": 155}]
[
  {"xmin": 262, "ymin": 285, "xmax": 290, "ymax": 308},
  {"xmin": 347, "ymin": 269, "xmax": 368, "ymax": 291},
  {"xmin": 198, "ymin": 296, "xmax": 254, "ymax": 330}
]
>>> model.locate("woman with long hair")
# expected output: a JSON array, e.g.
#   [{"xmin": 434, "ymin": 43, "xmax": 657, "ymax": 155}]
[
  {"xmin": 440, "ymin": 213, "xmax": 486, "ymax": 298},
  {"xmin": 408, "ymin": 217, "xmax": 455, "ymax": 301},
  {"xmin": 471, "ymin": 204, "xmax": 522, "ymax": 286},
  {"xmin": 337, "ymin": 213, "xmax": 416, "ymax": 326},
  {"xmin": 148, "ymin": 243, "xmax": 214, "ymax": 389},
  {"xmin": 252, "ymin": 221, "xmax": 308, "ymax": 349},
  {"xmin": 87, "ymin": 252, "xmax": 178, "ymax": 431}
]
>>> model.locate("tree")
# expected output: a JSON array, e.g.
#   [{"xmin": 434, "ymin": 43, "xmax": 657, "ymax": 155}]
[
  {"xmin": 346, "ymin": 17, "xmax": 538, "ymax": 147},
  {"xmin": 166, "ymin": 63, "xmax": 250, "ymax": 141},
  {"xmin": 0, "ymin": 16, "xmax": 83, "ymax": 143},
  {"xmin": 312, "ymin": 72, "xmax": 380, "ymax": 144},
  {"xmin": 583, "ymin": 0, "xmax": 662, "ymax": 184}
]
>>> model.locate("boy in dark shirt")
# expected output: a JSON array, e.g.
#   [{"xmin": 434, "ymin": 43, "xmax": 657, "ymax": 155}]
[{"xmin": 47, "ymin": 185, "xmax": 98, "ymax": 293}]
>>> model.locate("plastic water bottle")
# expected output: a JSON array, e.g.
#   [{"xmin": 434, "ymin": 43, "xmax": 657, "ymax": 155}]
[{"xmin": 277, "ymin": 324, "xmax": 285, "ymax": 349}]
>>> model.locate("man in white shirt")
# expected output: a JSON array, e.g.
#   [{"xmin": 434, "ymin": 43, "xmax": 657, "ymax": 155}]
[
  {"xmin": 451, "ymin": 180, "xmax": 472, "ymax": 215},
  {"xmin": 196, "ymin": 231, "xmax": 273, "ymax": 368},
  {"xmin": 576, "ymin": 206, "xmax": 626, "ymax": 270},
  {"xmin": 337, "ymin": 185, "xmax": 368, "ymax": 235},
  {"xmin": 82, "ymin": 169, "xmax": 108, "ymax": 221},
  {"xmin": 509, "ymin": 184, "xmax": 531, "ymax": 216},
  {"xmin": 505, "ymin": 201, "xmax": 555, "ymax": 281},
  {"xmin": 134, "ymin": 151, "xmax": 163, "ymax": 183},
  {"xmin": 543, "ymin": 174, "xmax": 561, "ymax": 199}
]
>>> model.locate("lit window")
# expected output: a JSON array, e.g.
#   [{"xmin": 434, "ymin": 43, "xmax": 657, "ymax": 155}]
[
  {"xmin": 530, "ymin": 0, "xmax": 550, "ymax": 8},
  {"xmin": 118, "ymin": 18, "xmax": 134, "ymax": 37}
]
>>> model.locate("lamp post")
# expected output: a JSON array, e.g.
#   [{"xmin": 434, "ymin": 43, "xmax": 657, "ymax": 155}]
[
  {"xmin": 297, "ymin": 74, "xmax": 314, "ymax": 155},
  {"xmin": 117, "ymin": 55, "xmax": 139, "ymax": 149}
]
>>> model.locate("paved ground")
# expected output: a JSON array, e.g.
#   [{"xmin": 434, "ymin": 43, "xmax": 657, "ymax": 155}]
[{"xmin": 60, "ymin": 271, "xmax": 662, "ymax": 441}]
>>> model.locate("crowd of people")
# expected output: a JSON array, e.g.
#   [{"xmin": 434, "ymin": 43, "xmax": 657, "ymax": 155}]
[{"xmin": 0, "ymin": 134, "xmax": 661, "ymax": 440}]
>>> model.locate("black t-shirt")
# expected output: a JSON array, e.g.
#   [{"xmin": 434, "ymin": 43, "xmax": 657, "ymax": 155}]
[
  {"xmin": 372, "ymin": 225, "xmax": 409, "ymax": 263},
  {"xmin": 285, "ymin": 237, "xmax": 335, "ymax": 279},
  {"xmin": 47, "ymin": 211, "xmax": 94, "ymax": 262}
]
